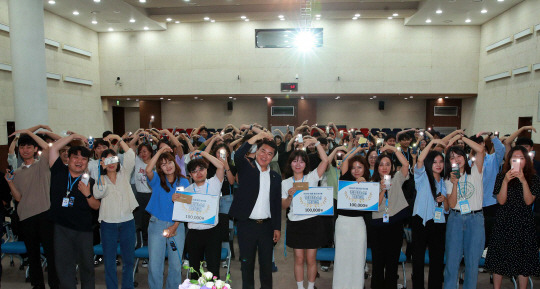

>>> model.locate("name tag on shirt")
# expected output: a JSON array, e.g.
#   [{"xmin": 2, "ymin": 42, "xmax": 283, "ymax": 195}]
[
  {"xmin": 434, "ymin": 207, "xmax": 444, "ymax": 222},
  {"xmin": 62, "ymin": 198, "xmax": 69, "ymax": 207},
  {"xmin": 293, "ymin": 182, "xmax": 309, "ymax": 191},
  {"xmin": 459, "ymin": 200, "xmax": 471, "ymax": 214}
]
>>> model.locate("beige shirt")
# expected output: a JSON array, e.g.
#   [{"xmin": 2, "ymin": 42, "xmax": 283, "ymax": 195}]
[
  {"xmin": 13, "ymin": 153, "xmax": 51, "ymax": 221},
  {"xmin": 93, "ymin": 149, "xmax": 139, "ymax": 223},
  {"xmin": 372, "ymin": 171, "xmax": 409, "ymax": 219}
]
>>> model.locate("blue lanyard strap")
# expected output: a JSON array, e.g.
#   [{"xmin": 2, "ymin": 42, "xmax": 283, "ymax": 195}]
[
  {"xmin": 457, "ymin": 174, "xmax": 468, "ymax": 200},
  {"xmin": 67, "ymin": 172, "xmax": 82, "ymax": 192}
]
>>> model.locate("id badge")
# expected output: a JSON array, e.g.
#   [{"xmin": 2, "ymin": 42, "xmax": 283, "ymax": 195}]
[
  {"xmin": 68, "ymin": 196, "xmax": 75, "ymax": 207},
  {"xmin": 62, "ymin": 198, "xmax": 69, "ymax": 207},
  {"xmin": 458, "ymin": 200, "xmax": 471, "ymax": 214},
  {"xmin": 434, "ymin": 207, "xmax": 444, "ymax": 222},
  {"xmin": 383, "ymin": 213, "xmax": 389, "ymax": 223}
]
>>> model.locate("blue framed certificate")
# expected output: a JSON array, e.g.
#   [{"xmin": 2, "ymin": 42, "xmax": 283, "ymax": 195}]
[
  {"xmin": 337, "ymin": 181, "xmax": 379, "ymax": 211},
  {"xmin": 292, "ymin": 187, "xmax": 334, "ymax": 216},
  {"xmin": 172, "ymin": 192, "xmax": 219, "ymax": 225}
]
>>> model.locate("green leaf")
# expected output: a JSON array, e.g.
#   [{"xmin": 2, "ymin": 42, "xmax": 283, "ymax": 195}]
[
  {"xmin": 226, "ymin": 273, "xmax": 231, "ymax": 283},
  {"xmin": 190, "ymin": 280, "xmax": 198, "ymax": 284}
]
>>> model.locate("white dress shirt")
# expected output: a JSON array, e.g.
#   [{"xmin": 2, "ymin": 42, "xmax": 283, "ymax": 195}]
[{"xmin": 249, "ymin": 161, "xmax": 272, "ymax": 219}]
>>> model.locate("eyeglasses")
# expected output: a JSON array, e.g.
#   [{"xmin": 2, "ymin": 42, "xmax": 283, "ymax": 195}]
[{"xmin": 190, "ymin": 168, "xmax": 206, "ymax": 174}]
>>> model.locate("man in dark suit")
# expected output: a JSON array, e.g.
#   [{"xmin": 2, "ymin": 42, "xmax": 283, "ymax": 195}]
[{"xmin": 229, "ymin": 131, "xmax": 281, "ymax": 289}]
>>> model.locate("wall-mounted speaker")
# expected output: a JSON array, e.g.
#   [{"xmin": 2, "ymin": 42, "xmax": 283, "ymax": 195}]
[
  {"xmin": 227, "ymin": 101, "xmax": 233, "ymax": 111},
  {"xmin": 378, "ymin": 101, "xmax": 385, "ymax": 110}
]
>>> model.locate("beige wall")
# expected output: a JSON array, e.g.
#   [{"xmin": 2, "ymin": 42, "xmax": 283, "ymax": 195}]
[
  {"xmin": 161, "ymin": 99, "xmax": 267, "ymax": 129},
  {"xmin": 466, "ymin": 0, "xmax": 540, "ymax": 141},
  {"xmin": 0, "ymin": 0, "xmax": 103, "ymax": 145},
  {"xmin": 98, "ymin": 19, "xmax": 480, "ymax": 97},
  {"xmin": 317, "ymin": 99, "xmax": 426, "ymax": 129}
]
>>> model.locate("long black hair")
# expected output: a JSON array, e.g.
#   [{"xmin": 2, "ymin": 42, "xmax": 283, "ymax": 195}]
[
  {"xmin": 371, "ymin": 152, "xmax": 395, "ymax": 182},
  {"xmin": 424, "ymin": 151, "xmax": 446, "ymax": 200},
  {"xmin": 444, "ymin": 146, "xmax": 471, "ymax": 180}
]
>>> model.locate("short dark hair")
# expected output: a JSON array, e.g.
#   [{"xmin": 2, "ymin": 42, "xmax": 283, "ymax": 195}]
[
  {"xmin": 68, "ymin": 146, "xmax": 91, "ymax": 159},
  {"xmin": 397, "ymin": 133, "xmax": 412, "ymax": 142},
  {"xmin": 187, "ymin": 158, "xmax": 209, "ymax": 173},
  {"xmin": 285, "ymin": 150, "xmax": 310, "ymax": 178},
  {"xmin": 469, "ymin": 135, "xmax": 484, "ymax": 144},
  {"xmin": 384, "ymin": 134, "xmax": 396, "ymax": 142},
  {"xmin": 18, "ymin": 134, "xmax": 38, "ymax": 147},
  {"xmin": 199, "ymin": 127, "xmax": 208, "ymax": 133},
  {"xmin": 317, "ymin": 137, "xmax": 328, "ymax": 145},
  {"xmin": 94, "ymin": 139, "xmax": 110, "ymax": 149},
  {"xmin": 102, "ymin": 131, "xmax": 113, "ymax": 138},
  {"xmin": 515, "ymin": 137, "xmax": 534, "ymax": 147},
  {"xmin": 256, "ymin": 139, "xmax": 277, "ymax": 155}
]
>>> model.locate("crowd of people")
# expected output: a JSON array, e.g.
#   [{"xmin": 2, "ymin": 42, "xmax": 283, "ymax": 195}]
[{"xmin": 1, "ymin": 121, "xmax": 540, "ymax": 289}]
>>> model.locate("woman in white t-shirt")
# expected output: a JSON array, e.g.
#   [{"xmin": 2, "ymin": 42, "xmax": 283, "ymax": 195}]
[
  {"xmin": 172, "ymin": 150, "xmax": 224, "ymax": 279},
  {"xmin": 281, "ymin": 137, "xmax": 329, "ymax": 289},
  {"xmin": 443, "ymin": 136, "xmax": 485, "ymax": 289}
]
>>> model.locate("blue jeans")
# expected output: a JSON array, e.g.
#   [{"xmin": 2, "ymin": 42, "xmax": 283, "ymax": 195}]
[
  {"xmin": 147, "ymin": 216, "xmax": 185, "ymax": 289},
  {"xmin": 444, "ymin": 210, "xmax": 485, "ymax": 289},
  {"xmin": 101, "ymin": 219, "xmax": 136, "ymax": 289},
  {"xmin": 219, "ymin": 194, "xmax": 233, "ymax": 214}
]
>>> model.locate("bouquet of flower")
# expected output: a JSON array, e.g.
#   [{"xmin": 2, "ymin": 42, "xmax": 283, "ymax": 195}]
[{"xmin": 178, "ymin": 262, "xmax": 231, "ymax": 289}]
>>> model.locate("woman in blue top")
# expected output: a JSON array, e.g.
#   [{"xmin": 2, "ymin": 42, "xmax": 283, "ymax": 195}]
[
  {"xmin": 412, "ymin": 139, "xmax": 449, "ymax": 289},
  {"xmin": 145, "ymin": 146, "xmax": 190, "ymax": 289}
]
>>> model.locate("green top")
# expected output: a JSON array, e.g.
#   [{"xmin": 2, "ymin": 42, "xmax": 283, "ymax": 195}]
[{"xmin": 324, "ymin": 164, "xmax": 341, "ymax": 199}]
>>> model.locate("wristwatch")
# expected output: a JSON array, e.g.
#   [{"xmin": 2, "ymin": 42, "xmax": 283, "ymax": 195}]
[{"xmin": 86, "ymin": 193, "xmax": 93, "ymax": 199}]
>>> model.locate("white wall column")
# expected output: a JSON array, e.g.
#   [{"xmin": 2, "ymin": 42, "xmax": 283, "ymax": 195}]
[{"xmin": 8, "ymin": 0, "xmax": 49, "ymax": 129}]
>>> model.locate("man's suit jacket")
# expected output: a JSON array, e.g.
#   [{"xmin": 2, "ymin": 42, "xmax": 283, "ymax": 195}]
[{"xmin": 229, "ymin": 142, "xmax": 282, "ymax": 231}]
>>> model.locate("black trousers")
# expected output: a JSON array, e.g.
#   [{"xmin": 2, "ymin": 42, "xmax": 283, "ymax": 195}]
[
  {"xmin": 186, "ymin": 226, "xmax": 222, "ymax": 280},
  {"xmin": 54, "ymin": 224, "xmax": 95, "ymax": 289},
  {"xmin": 134, "ymin": 192, "xmax": 152, "ymax": 246},
  {"xmin": 411, "ymin": 215, "xmax": 446, "ymax": 289},
  {"xmin": 237, "ymin": 219, "xmax": 273, "ymax": 289},
  {"xmin": 371, "ymin": 220, "xmax": 404, "ymax": 289},
  {"xmin": 483, "ymin": 204, "xmax": 499, "ymax": 248},
  {"xmin": 20, "ymin": 211, "xmax": 59, "ymax": 289}
]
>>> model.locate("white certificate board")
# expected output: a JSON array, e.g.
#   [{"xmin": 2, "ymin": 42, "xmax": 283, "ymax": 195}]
[
  {"xmin": 337, "ymin": 181, "xmax": 379, "ymax": 211},
  {"xmin": 292, "ymin": 187, "xmax": 334, "ymax": 215},
  {"xmin": 172, "ymin": 192, "xmax": 219, "ymax": 225}
]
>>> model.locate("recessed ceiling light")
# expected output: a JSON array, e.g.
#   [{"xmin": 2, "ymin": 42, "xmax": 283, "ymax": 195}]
[
  {"xmin": 168, "ymin": 99, "xmax": 171, "ymax": 101},
  {"xmin": 211, "ymin": 19, "xmax": 216, "ymax": 23},
  {"xmin": 369, "ymin": 98, "xmax": 373, "ymax": 100},
  {"xmin": 129, "ymin": 18, "xmax": 136, "ymax": 23},
  {"xmin": 48, "ymin": 0, "xmax": 55, "ymax": 4},
  {"xmin": 404, "ymin": 98, "xmax": 408, "ymax": 100},
  {"xmin": 388, "ymin": 17, "xmax": 393, "ymax": 20},
  {"xmin": 393, "ymin": 13, "xmax": 398, "ymax": 17},
  {"xmin": 354, "ymin": 13, "xmax": 360, "ymax": 17},
  {"xmin": 497, "ymin": 0, "xmax": 504, "ymax": 2},
  {"xmin": 280, "ymin": 18, "xmax": 285, "ymax": 21},
  {"xmin": 94, "ymin": 0, "xmax": 100, "ymax": 2},
  {"xmin": 229, "ymin": 96, "xmax": 233, "ymax": 99},
  {"xmin": 481, "ymin": 9, "xmax": 487, "ymax": 14},
  {"xmin": 166, "ymin": 18, "xmax": 172, "ymax": 22},
  {"xmin": 436, "ymin": 9, "xmax": 442, "ymax": 14},
  {"xmin": 184, "ymin": 0, "xmax": 190, "ymax": 2},
  {"xmin": 194, "ymin": 96, "xmax": 198, "ymax": 99},
  {"xmin": 445, "ymin": 96, "xmax": 449, "ymax": 99},
  {"xmin": 426, "ymin": 19, "xmax": 432, "ymax": 23},
  {"xmin": 73, "ymin": 11, "xmax": 79, "ymax": 15},
  {"xmin": 139, "ymin": 0, "xmax": 146, "ymax": 3},
  {"xmin": 465, "ymin": 19, "xmax": 471, "ymax": 23},
  {"xmin": 175, "ymin": 21, "xmax": 180, "ymax": 23},
  {"xmin": 316, "ymin": 14, "xmax": 321, "ymax": 17},
  {"xmin": 352, "ymin": 17, "xmax": 358, "ymax": 20},
  {"xmin": 144, "ymin": 26, "xmax": 149, "ymax": 30},
  {"xmin": 244, "ymin": 19, "xmax": 249, "ymax": 22},
  {"xmin": 438, "ymin": 97, "xmax": 443, "ymax": 101},
  {"xmin": 160, "ymin": 97, "xmax": 164, "ymax": 100},
  {"xmin": 108, "ymin": 27, "xmax": 114, "ymax": 31},
  {"xmin": 278, "ymin": 15, "xmax": 284, "ymax": 18},
  {"xmin": 204, "ymin": 17, "xmax": 210, "ymax": 21},
  {"xmin": 241, "ymin": 16, "xmax": 246, "ymax": 19},
  {"xmin": 92, "ymin": 20, "xmax": 98, "ymax": 24}
]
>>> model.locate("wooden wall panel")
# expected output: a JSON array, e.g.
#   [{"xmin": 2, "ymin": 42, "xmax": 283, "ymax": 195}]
[{"xmin": 139, "ymin": 100, "xmax": 162, "ymax": 129}]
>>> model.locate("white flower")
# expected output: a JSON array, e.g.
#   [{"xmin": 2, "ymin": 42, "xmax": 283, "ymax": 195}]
[
  {"xmin": 197, "ymin": 277, "xmax": 206, "ymax": 285},
  {"xmin": 188, "ymin": 285, "xmax": 200, "ymax": 289},
  {"xmin": 215, "ymin": 280, "xmax": 225, "ymax": 289},
  {"xmin": 203, "ymin": 272, "xmax": 214, "ymax": 281},
  {"xmin": 205, "ymin": 282, "xmax": 214, "ymax": 288},
  {"xmin": 223, "ymin": 283, "xmax": 231, "ymax": 289}
]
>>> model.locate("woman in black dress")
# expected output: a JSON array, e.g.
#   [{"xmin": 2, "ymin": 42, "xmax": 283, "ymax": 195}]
[{"xmin": 485, "ymin": 145, "xmax": 540, "ymax": 289}]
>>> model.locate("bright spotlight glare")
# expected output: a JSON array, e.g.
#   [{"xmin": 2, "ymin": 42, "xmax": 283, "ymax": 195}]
[{"xmin": 294, "ymin": 30, "xmax": 316, "ymax": 51}]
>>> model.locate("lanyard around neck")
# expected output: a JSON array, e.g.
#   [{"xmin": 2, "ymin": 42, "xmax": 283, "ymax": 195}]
[
  {"xmin": 67, "ymin": 172, "xmax": 81, "ymax": 192},
  {"xmin": 293, "ymin": 176, "xmax": 305, "ymax": 183},
  {"xmin": 197, "ymin": 183, "xmax": 209, "ymax": 194},
  {"xmin": 457, "ymin": 173, "xmax": 468, "ymax": 200}
]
